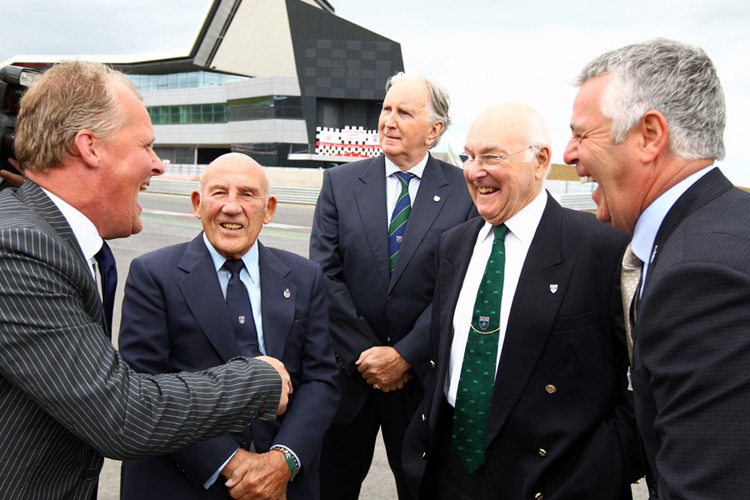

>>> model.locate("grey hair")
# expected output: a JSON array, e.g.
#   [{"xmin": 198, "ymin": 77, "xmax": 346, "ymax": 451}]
[
  {"xmin": 385, "ymin": 71, "xmax": 451, "ymax": 147},
  {"xmin": 525, "ymin": 108, "xmax": 551, "ymax": 162},
  {"xmin": 575, "ymin": 38, "xmax": 725, "ymax": 161}
]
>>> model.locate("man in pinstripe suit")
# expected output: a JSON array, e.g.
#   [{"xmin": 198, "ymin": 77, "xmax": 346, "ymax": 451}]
[{"xmin": 0, "ymin": 60, "xmax": 292, "ymax": 500}]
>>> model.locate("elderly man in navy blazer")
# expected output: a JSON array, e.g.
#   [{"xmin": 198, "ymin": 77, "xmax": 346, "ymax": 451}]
[
  {"xmin": 119, "ymin": 153, "xmax": 338, "ymax": 500},
  {"xmin": 310, "ymin": 72, "xmax": 476, "ymax": 499},
  {"xmin": 403, "ymin": 103, "xmax": 641, "ymax": 499}
]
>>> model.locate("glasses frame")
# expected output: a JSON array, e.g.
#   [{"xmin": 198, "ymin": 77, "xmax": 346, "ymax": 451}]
[{"xmin": 460, "ymin": 145, "xmax": 535, "ymax": 169}]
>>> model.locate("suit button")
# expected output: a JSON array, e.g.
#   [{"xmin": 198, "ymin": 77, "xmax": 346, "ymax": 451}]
[
  {"xmin": 534, "ymin": 494, "xmax": 544, "ymax": 500},
  {"xmin": 386, "ymin": 295, "xmax": 395, "ymax": 303},
  {"xmin": 241, "ymin": 441, "xmax": 249, "ymax": 450},
  {"xmin": 430, "ymin": 360, "xmax": 436, "ymax": 368},
  {"xmin": 422, "ymin": 451, "xmax": 427, "ymax": 459},
  {"xmin": 83, "ymin": 468, "xmax": 98, "ymax": 480},
  {"xmin": 538, "ymin": 448, "xmax": 547, "ymax": 457},
  {"xmin": 421, "ymin": 413, "xmax": 427, "ymax": 421},
  {"xmin": 545, "ymin": 384, "xmax": 556, "ymax": 394}
]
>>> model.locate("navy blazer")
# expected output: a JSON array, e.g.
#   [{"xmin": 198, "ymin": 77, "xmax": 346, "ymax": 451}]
[
  {"xmin": 403, "ymin": 195, "xmax": 642, "ymax": 499},
  {"xmin": 631, "ymin": 168, "xmax": 750, "ymax": 498},
  {"xmin": 309, "ymin": 154, "xmax": 476, "ymax": 423},
  {"xmin": 119, "ymin": 235, "xmax": 339, "ymax": 500}
]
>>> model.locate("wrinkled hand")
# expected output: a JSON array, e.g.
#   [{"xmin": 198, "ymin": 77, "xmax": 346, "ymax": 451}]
[
  {"xmin": 356, "ymin": 346, "xmax": 411, "ymax": 391},
  {"xmin": 256, "ymin": 355, "xmax": 292, "ymax": 415},
  {"xmin": 223, "ymin": 448, "xmax": 289, "ymax": 500}
]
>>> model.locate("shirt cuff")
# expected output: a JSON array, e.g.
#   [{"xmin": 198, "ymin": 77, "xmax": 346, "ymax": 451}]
[{"xmin": 204, "ymin": 448, "xmax": 239, "ymax": 489}]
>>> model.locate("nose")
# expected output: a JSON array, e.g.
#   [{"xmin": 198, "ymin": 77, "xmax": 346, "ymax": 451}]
[
  {"xmin": 463, "ymin": 158, "xmax": 487, "ymax": 181},
  {"xmin": 563, "ymin": 138, "xmax": 578, "ymax": 165},
  {"xmin": 151, "ymin": 149, "xmax": 165, "ymax": 175},
  {"xmin": 221, "ymin": 194, "xmax": 242, "ymax": 214}
]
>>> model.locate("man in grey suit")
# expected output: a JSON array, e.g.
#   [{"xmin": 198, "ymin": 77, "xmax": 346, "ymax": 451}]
[
  {"xmin": 0, "ymin": 60, "xmax": 291, "ymax": 500},
  {"xmin": 564, "ymin": 38, "xmax": 750, "ymax": 498},
  {"xmin": 310, "ymin": 72, "xmax": 476, "ymax": 499}
]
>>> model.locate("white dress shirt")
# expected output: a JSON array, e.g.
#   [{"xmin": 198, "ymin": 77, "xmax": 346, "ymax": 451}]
[
  {"xmin": 445, "ymin": 190, "xmax": 548, "ymax": 406},
  {"xmin": 41, "ymin": 188, "xmax": 104, "ymax": 278},
  {"xmin": 384, "ymin": 153, "xmax": 428, "ymax": 220}
]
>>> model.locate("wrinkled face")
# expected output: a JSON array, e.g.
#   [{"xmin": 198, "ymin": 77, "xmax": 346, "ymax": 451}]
[
  {"xmin": 563, "ymin": 75, "xmax": 641, "ymax": 234},
  {"xmin": 463, "ymin": 112, "xmax": 547, "ymax": 225},
  {"xmin": 97, "ymin": 87, "xmax": 164, "ymax": 238},
  {"xmin": 378, "ymin": 79, "xmax": 442, "ymax": 170},
  {"xmin": 192, "ymin": 159, "xmax": 277, "ymax": 259}
]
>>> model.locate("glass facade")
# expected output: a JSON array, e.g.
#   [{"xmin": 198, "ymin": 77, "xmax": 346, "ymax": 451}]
[
  {"xmin": 148, "ymin": 103, "xmax": 228, "ymax": 125},
  {"xmin": 127, "ymin": 71, "xmax": 247, "ymax": 92},
  {"xmin": 227, "ymin": 96, "xmax": 304, "ymax": 121}
]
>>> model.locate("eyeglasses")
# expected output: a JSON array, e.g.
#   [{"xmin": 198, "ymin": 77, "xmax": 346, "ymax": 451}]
[{"xmin": 460, "ymin": 146, "xmax": 535, "ymax": 169}]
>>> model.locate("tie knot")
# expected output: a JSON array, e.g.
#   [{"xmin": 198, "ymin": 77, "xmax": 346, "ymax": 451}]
[
  {"xmin": 394, "ymin": 171, "xmax": 413, "ymax": 186},
  {"xmin": 622, "ymin": 243, "xmax": 643, "ymax": 269},
  {"xmin": 95, "ymin": 241, "xmax": 115, "ymax": 268},
  {"xmin": 223, "ymin": 259, "xmax": 245, "ymax": 275},
  {"xmin": 493, "ymin": 224, "xmax": 509, "ymax": 241}
]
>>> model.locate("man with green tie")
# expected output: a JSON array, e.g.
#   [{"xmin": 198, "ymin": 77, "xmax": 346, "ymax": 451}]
[{"xmin": 403, "ymin": 103, "xmax": 642, "ymax": 500}]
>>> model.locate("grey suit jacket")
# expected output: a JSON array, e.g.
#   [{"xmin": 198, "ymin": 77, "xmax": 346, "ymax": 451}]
[
  {"xmin": 0, "ymin": 181, "xmax": 281, "ymax": 500},
  {"xmin": 310, "ymin": 154, "xmax": 476, "ymax": 423},
  {"xmin": 632, "ymin": 168, "xmax": 750, "ymax": 498}
]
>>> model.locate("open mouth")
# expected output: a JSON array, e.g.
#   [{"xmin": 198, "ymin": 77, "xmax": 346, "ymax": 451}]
[
  {"xmin": 221, "ymin": 223, "xmax": 243, "ymax": 230},
  {"xmin": 579, "ymin": 175, "xmax": 595, "ymax": 184},
  {"xmin": 477, "ymin": 186, "xmax": 498, "ymax": 195}
]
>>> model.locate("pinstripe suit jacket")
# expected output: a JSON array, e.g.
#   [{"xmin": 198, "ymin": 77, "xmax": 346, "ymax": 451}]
[{"xmin": 0, "ymin": 181, "xmax": 282, "ymax": 500}]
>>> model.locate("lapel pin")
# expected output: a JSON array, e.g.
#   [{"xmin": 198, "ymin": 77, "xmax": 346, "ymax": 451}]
[
  {"xmin": 283, "ymin": 288, "xmax": 291, "ymax": 299},
  {"xmin": 549, "ymin": 284, "xmax": 558, "ymax": 294},
  {"xmin": 433, "ymin": 195, "xmax": 441, "ymax": 202},
  {"xmin": 238, "ymin": 315, "xmax": 246, "ymax": 324}
]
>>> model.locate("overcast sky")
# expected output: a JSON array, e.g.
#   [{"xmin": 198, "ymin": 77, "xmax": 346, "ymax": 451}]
[{"xmin": 3, "ymin": 0, "xmax": 748, "ymax": 185}]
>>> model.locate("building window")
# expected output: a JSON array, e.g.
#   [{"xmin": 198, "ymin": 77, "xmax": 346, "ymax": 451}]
[
  {"xmin": 227, "ymin": 96, "xmax": 303, "ymax": 122},
  {"xmin": 127, "ymin": 71, "xmax": 247, "ymax": 92},
  {"xmin": 148, "ymin": 103, "xmax": 228, "ymax": 124}
]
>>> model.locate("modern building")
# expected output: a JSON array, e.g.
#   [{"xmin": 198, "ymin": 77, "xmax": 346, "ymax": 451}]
[{"xmin": 3, "ymin": 0, "xmax": 404, "ymax": 167}]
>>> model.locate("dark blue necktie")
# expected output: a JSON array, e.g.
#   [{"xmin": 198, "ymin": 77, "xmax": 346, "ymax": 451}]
[
  {"xmin": 389, "ymin": 171, "xmax": 413, "ymax": 272},
  {"xmin": 223, "ymin": 259, "xmax": 261, "ymax": 356},
  {"xmin": 94, "ymin": 241, "xmax": 117, "ymax": 337}
]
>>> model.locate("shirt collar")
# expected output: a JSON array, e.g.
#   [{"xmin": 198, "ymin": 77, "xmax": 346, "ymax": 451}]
[
  {"xmin": 478, "ymin": 189, "xmax": 548, "ymax": 244},
  {"xmin": 384, "ymin": 153, "xmax": 429, "ymax": 179},
  {"xmin": 202, "ymin": 232, "xmax": 260, "ymax": 283},
  {"xmin": 40, "ymin": 187, "xmax": 103, "ymax": 263},
  {"xmin": 632, "ymin": 165, "xmax": 716, "ymax": 263}
]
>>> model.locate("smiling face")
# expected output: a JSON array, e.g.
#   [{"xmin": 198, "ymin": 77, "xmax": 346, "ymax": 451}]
[
  {"xmin": 563, "ymin": 75, "xmax": 642, "ymax": 234},
  {"xmin": 96, "ymin": 86, "xmax": 164, "ymax": 238},
  {"xmin": 463, "ymin": 104, "xmax": 549, "ymax": 226},
  {"xmin": 192, "ymin": 154, "xmax": 277, "ymax": 259},
  {"xmin": 378, "ymin": 79, "xmax": 443, "ymax": 170}
]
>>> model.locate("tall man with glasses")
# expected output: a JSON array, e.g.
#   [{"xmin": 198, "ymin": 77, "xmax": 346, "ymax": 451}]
[
  {"xmin": 310, "ymin": 72, "xmax": 476, "ymax": 499},
  {"xmin": 403, "ymin": 103, "xmax": 642, "ymax": 500}
]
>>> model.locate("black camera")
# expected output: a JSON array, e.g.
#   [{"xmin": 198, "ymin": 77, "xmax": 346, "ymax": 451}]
[{"xmin": 1, "ymin": 65, "xmax": 39, "ymax": 186}]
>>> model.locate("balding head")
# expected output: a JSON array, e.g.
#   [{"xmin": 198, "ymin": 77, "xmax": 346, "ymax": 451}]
[
  {"xmin": 192, "ymin": 153, "xmax": 276, "ymax": 259},
  {"xmin": 462, "ymin": 103, "xmax": 552, "ymax": 225}
]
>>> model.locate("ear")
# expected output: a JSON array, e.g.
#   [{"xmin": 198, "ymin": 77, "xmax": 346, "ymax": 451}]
[
  {"xmin": 191, "ymin": 190, "xmax": 202, "ymax": 218},
  {"xmin": 425, "ymin": 120, "xmax": 445, "ymax": 147},
  {"xmin": 534, "ymin": 146, "xmax": 551, "ymax": 180},
  {"xmin": 263, "ymin": 195, "xmax": 278, "ymax": 224},
  {"xmin": 637, "ymin": 110, "xmax": 669, "ymax": 163},
  {"xmin": 72, "ymin": 129, "xmax": 102, "ymax": 169}
]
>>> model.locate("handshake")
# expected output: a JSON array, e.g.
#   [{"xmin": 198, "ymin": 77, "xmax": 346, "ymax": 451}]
[{"xmin": 255, "ymin": 356, "xmax": 293, "ymax": 415}]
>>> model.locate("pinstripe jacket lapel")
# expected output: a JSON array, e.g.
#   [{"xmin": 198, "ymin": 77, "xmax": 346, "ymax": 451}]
[{"xmin": 17, "ymin": 181, "xmax": 106, "ymax": 328}]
